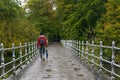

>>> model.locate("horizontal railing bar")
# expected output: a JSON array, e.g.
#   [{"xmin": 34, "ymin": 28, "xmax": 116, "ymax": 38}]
[
  {"xmin": 102, "ymin": 66, "xmax": 111, "ymax": 73},
  {"xmin": 4, "ymin": 48, "xmax": 12, "ymax": 50},
  {"xmin": 114, "ymin": 47, "xmax": 120, "ymax": 50},
  {"xmin": 15, "ymin": 57, "xmax": 22, "ymax": 62},
  {"xmin": 15, "ymin": 63, "xmax": 22, "ymax": 69},
  {"xmin": 93, "ymin": 55, "xmax": 100, "ymax": 60},
  {"xmin": 21, "ymin": 54, "xmax": 28, "ymax": 59},
  {"xmin": 87, "ymin": 53, "xmax": 92, "ymax": 57},
  {"xmin": 93, "ymin": 61, "xmax": 100, "ymax": 67},
  {"xmin": 114, "ymin": 72, "xmax": 120, "ymax": 78},
  {"xmin": 102, "ymin": 59, "xmax": 111, "ymax": 64},
  {"xmin": 93, "ymin": 45, "xmax": 100, "ymax": 47},
  {"xmin": 113, "ymin": 63, "xmax": 120, "ymax": 68},
  {"xmin": 3, "ymin": 43, "xmax": 35, "ymax": 51},
  {"xmin": 4, "ymin": 60, "xmax": 14, "ymax": 66},
  {"xmin": 62, "ymin": 40, "xmax": 120, "ymax": 80},
  {"xmin": 87, "ymin": 58, "xmax": 92, "ymax": 63},
  {"xmin": 4, "ymin": 68, "xmax": 13, "ymax": 76},
  {"xmin": 102, "ymin": 46, "xmax": 112, "ymax": 49},
  {"xmin": 0, "ymin": 75, "xmax": 3, "ymax": 78},
  {"xmin": 22, "ymin": 59, "xmax": 28, "ymax": 64},
  {"xmin": 85, "ymin": 57, "xmax": 91, "ymax": 62}
]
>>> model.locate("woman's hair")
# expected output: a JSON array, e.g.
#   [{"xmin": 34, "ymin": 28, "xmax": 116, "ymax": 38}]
[{"xmin": 40, "ymin": 32, "xmax": 44, "ymax": 35}]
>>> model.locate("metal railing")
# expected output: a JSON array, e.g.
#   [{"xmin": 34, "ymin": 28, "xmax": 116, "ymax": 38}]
[
  {"xmin": 62, "ymin": 40, "xmax": 120, "ymax": 80},
  {"xmin": 0, "ymin": 41, "xmax": 38, "ymax": 80}
]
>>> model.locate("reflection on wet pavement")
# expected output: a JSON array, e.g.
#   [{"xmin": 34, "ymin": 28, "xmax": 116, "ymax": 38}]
[{"xmin": 19, "ymin": 44, "xmax": 95, "ymax": 80}]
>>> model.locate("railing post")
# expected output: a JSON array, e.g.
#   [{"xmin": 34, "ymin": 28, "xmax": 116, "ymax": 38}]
[
  {"xmin": 72, "ymin": 40, "xmax": 73, "ymax": 46},
  {"xmin": 99, "ymin": 41, "xmax": 103, "ymax": 80},
  {"xmin": 76, "ymin": 40, "xmax": 77, "ymax": 50},
  {"xmin": 75, "ymin": 40, "xmax": 77, "ymax": 53},
  {"xmin": 35, "ymin": 41, "xmax": 39, "ymax": 58},
  {"xmin": 91, "ymin": 41, "xmax": 94, "ymax": 71},
  {"xmin": 65, "ymin": 40, "xmax": 66, "ymax": 46},
  {"xmin": 1, "ymin": 43, "xmax": 5, "ymax": 80},
  {"xmin": 74, "ymin": 40, "xmax": 75, "ymax": 48},
  {"xmin": 86, "ymin": 41, "xmax": 88, "ymax": 64},
  {"xmin": 78, "ymin": 40, "xmax": 80, "ymax": 60},
  {"xmin": 33, "ymin": 42, "xmax": 35, "ymax": 58},
  {"xmin": 82, "ymin": 41, "xmax": 84, "ymax": 61},
  {"xmin": 30, "ymin": 42, "xmax": 32, "ymax": 60},
  {"xmin": 25, "ymin": 42, "xmax": 28, "ymax": 64},
  {"xmin": 28, "ymin": 42, "xmax": 31, "ymax": 61},
  {"xmin": 79, "ymin": 41, "xmax": 81, "ymax": 60},
  {"xmin": 31, "ymin": 42, "xmax": 34, "ymax": 58},
  {"xmin": 111, "ymin": 41, "xmax": 115, "ymax": 80},
  {"xmin": 12, "ymin": 43, "xmax": 16, "ymax": 75},
  {"xmin": 34, "ymin": 41, "xmax": 37, "ymax": 57},
  {"xmin": 72, "ymin": 40, "xmax": 74, "ymax": 49},
  {"xmin": 75, "ymin": 40, "xmax": 77, "ymax": 54},
  {"xmin": 76, "ymin": 40, "xmax": 78, "ymax": 58},
  {"xmin": 20, "ymin": 43, "xmax": 22, "ymax": 68},
  {"xmin": 73, "ymin": 40, "xmax": 74, "ymax": 52}
]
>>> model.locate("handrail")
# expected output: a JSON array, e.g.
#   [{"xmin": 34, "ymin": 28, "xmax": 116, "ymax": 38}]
[
  {"xmin": 62, "ymin": 40, "xmax": 120, "ymax": 80},
  {"xmin": 0, "ymin": 41, "xmax": 38, "ymax": 80}
]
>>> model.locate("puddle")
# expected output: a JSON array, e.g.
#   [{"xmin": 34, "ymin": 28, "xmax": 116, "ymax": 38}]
[
  {"xmin": 46, "ymin": 69, "xmax": 52, "ymax": 72},
  {"xmin": 77, "ymin": 74, "xmax": 84, "ymax": 76},
  {"xmin": 73, "ymin": 68, "xmax": 81, "ymax": 71}
]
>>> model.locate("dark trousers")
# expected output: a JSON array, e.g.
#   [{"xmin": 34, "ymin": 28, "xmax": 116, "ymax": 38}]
[{"xmin": 39, "ymin": 46, "xmax": 45, "ymax": 59}]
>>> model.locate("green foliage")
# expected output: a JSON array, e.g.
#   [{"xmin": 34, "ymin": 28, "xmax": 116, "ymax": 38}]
[
  {"xmin": 0, "ymin": 0, "xmax": 38, "ymax": 47},
  {"xmin": 27, "ymin": 0, "xmax": 58, "ymax": 41},
  {"xmin": 95, "ymin": 0, "xmax": 120, "ymax": 62},
  {"xmin": 95, "ymin": 0, "xmax": 120, "ymax": 46},
  {"xmin": 56, "ymin": 0, "xmax": 105, "ymax": 40}
]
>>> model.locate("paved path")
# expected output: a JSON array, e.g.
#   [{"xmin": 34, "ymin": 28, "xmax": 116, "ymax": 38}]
[{"xmin": 19, "ymin": 43, "xmax": 95, "ymax": 80}]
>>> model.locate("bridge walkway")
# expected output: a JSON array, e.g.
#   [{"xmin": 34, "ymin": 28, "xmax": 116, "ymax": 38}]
[{"xmin": 19, "ymin": 43, "xmax": 95, "ymax": 80}]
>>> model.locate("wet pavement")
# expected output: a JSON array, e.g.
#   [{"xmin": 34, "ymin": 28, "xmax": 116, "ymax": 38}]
[{"xmin": 19, "ymin": 43, "xmax": 95, "ymax": 80}]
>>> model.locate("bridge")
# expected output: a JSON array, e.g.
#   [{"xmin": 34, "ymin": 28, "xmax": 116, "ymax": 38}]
[{"xmin": 0, "ymin": 40, "xmax": 120, "ymax": 80}]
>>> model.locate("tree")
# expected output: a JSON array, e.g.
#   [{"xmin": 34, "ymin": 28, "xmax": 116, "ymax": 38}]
[
  {"xmin": 27, "ymin": 0, "xmax": 58, "ymax": 41},
  {"xmin": 96, "ymin": 0, "xmax": 120, "ymax": 46},
  {"xmin": 0, "ymin": 0, "xmax": 38, "ymax": 47},
  {"xmin": 56, "ymin": 0, "xmax": 105, "ymax": 40},
  {"xmin": 95, "ymin": 0, "xmax": 120, "ymax": 63}
]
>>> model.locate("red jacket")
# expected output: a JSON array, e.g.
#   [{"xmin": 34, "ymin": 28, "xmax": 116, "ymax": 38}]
[{"xmin": 37, "ymin": 35, "xmax": 47, "ymax": 47}]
